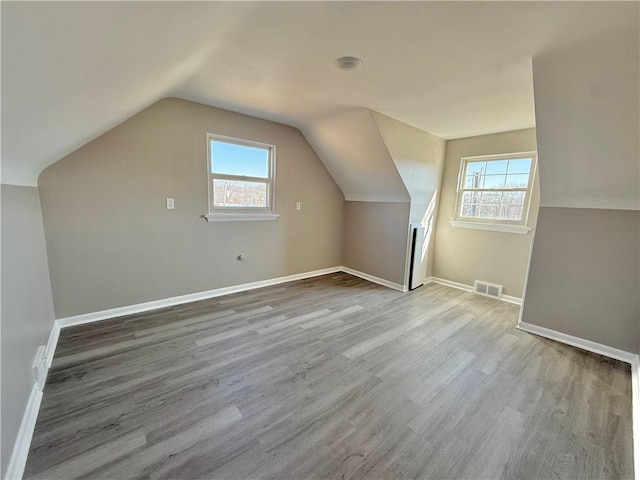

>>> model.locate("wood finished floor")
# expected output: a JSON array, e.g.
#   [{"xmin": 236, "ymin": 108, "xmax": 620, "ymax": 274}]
[{"xmin": 25, "ymin": 273, "xmax": 633, "ymax": 479}]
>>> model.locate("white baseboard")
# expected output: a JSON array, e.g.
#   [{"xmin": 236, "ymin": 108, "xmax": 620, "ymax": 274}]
[
  {"xmin": 501, "ymin": 294, "xmax": 522, "ymax": 306},
  {"xmin": 428, "ymin": 276, "xmax": 473, "ymax": 292},
  {"xmin": 632, "ymin": 359, "xmax": 640, "ymax": 480},
  {"xmin": 57, "ymin": 266, "xmax": 343, "ymax": 328},
  {"xmin": 426, "ymin": 276, "xmax": 522, "ymax": 306},
  {"xmin": 5, "ymin": 383, "xmax": 43, "ymax": 480},
  {"xmin": 45, "ymin": 322, "xmax": 60, "ymax": 369},
  {"xmin": 516, "ymin": 321, "xmax": 638, "ymax": 365},
  {"xmin": 340, "ymin": 266, "xmax": 407, "ymax": 292},
  {"xmin": 8, "ymin": 266, "xmax": 346, "ymax": 479},
  {"xmin": 54, "ymin": 264, "xmax": 408, "ymax": 333}
]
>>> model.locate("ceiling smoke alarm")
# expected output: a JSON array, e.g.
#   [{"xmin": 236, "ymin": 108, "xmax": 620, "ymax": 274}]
[{"xmin": 334, "ymin": 56, "xmax": 362, "ymax": 71}]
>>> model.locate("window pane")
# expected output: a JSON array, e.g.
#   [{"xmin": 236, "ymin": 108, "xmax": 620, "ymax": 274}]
[
  {"xmin": 502, "ymin": 191, "xmax": 526, "ymax": 206},
  {"xmin": 499, "ymin": 205, "xmax": 524, "ymax": 221},
  {"xmin": 483, "ymin": 174, "xmax": 506, "ymax": 189},
  {"xmin": 211, "ymin": 140, "xmax": 269, "ymax": 178},
  {"xmin": 507, "ymin": 158, "xmax": 532, "ymax": 174},
  {"xmin": 478, "ymin": 203, "xmax": 499, "ymax": 219},
  {"xmin": 213, "ymin": 179, "xmax": 268, "ymax": 208},
  {"xmin": 485, "ymin": 160, "xmax": 508, "ymax": 175},
  {"xmin": 465, "ymin": 161, "xmax": 485, "ymax": 176},
  {"xmin": 460, "ymin": 191, "xmax": 480, "ymax": 217},
  {"xmin": 505, "ymin": 173, "xmax": 529, "ymax": 188},
  {"xmin": 465, "ymin": 174, "xmax": 484, "ymax": 188}
]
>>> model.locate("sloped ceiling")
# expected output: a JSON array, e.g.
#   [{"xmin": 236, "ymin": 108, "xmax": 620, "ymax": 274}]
[
  {"xmin": 303, "ymin": 109, "xmax": 409, "ymax": 202},
  {"xmin": 2, "ymin": 2, "xmax": 636, "ymax": 194}
]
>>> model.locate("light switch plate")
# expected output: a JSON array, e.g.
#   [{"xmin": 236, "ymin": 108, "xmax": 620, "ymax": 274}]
[{"xmin": 166, "ymin": 198, "xmax": 175, "ymax": 209}]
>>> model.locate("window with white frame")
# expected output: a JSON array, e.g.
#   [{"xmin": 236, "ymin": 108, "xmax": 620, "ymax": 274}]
[
  {"xmin": 206, "ymin": 133, "xmax": 276, "ymax": 219},
  {"xmin": 455, "ymin": 152, "xmax": 536, "ymax": 225}
]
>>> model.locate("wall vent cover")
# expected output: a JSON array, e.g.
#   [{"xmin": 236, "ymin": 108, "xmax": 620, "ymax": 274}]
[{"xmin": 474, "ymin": 280, "xmax": 503, "ymax": 299}]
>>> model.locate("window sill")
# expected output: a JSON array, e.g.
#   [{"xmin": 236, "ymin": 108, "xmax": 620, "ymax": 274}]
[
  {"xmin": 449, "ymin": 220, "xmax": 531, "ymax": 234},
  {"xmin": 205, "ymin": 212, "xmax": 280, "ymax": 222}
]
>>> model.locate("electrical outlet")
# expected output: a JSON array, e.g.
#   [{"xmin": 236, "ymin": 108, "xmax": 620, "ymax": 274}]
[
  {"xmin": 296, "ymin": 201, "xmax": 301, "ymax": 211},
  {"xmin": 166, "ymin": 198, "xmax": 175, "ymax": 210}
]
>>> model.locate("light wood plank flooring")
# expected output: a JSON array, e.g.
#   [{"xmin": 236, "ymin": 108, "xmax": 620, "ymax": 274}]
[{"xmin": 24, "ymin": 273, "xmax": 633, "ymax": 479}]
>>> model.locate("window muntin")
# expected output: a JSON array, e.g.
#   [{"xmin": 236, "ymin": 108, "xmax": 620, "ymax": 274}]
[
  {"xmin": 456, "ymin": 152, "xmax": 536, "ymax": 225},
  {"xmin": 207, "ymin": 134, "xmax": 275, "ymax": 213}
]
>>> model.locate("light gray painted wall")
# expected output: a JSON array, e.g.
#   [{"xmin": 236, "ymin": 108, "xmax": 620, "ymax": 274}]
[
  {"xmin": 370, "ymin": 111, "xmax": 446, "ymax": 282},
  {"xmin": 343, "ymin": 201, "xmax": 410, "ymax": 286},
  {"xmin": 433, "ymin": 129, "xmax": 539, "ymax": 298},
  {"xmin": 1, "ymin": 185, "xmax": 56, "ymax": 477},
  {"xmin": 525, "ymin": 17, "xmax": 639, "ymax": 353},
  {"xmin": 370, "ymin": 111, "xmax": 446, "ymax": 225},
  {"xmin": 302, "ymin": 108, "xmax": 410, "ymax": 202},
  {"xmin": 38, "ymin": 98, "xmax": 345, "ymax": 319},
  {"xmin": 532, "ymin": 24, "xmax": 639, "ymax": 211},
  {"xmin": 521, "ymin": 208, "xmax": 639, "ymax": 353}
]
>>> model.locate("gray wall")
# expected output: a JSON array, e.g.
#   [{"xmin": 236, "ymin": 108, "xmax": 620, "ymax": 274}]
[
  {"xmin": 1, "ymin": 185, "xmax": 56, "ymax": 477},
  {"xmin": 524, "ymin": 13, "xmax": 639, "ymax": 353},
  {"xmin": 343, "ymin": 201, "xmax": 410, "ymax": 286},
  {"xmin": 38, "ymin": 98, "xmax": 345, "ymax": 319},
  {"xmin": 370, "ymin": 111, "xmax": 446, "ymax": 283},
  {"xmin": 521, "ymin": 208, "xmax": 639, "ymax": 353},
  {"xmin": 433, "ymin": 128, "xmax": 539, "ymax": 298}
]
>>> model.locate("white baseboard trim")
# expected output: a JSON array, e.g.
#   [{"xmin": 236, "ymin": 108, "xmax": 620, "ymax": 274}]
[
  {"xmin": 340, "ymin": 266, "xmax": 407, "ymax": 292},
  {"xmin": 428, "ymin": 276, "xmax": 473, "ymax": 292},
  {"xmin": 45, "ymin": 322, "xmax": 60, "ymax": 369},
  {"xmin": 5, "ymin": 383, "xmax": 43, "ymax": 480},
  {"xmin": 632, "ymin": 359, "xmax": 640, "ymax": 480},
  {"xmin": 427, "ymin": 276, "xmax": 522, "ymax": 306},
  {"xmin": 501, "ymin": 294, "xmax": 522, "ymax": 306},
  {"xmin": 57, "ymin": 266, "xmax": 343, "ymax": 329},
  {"xmin": 516, "ymin": 321, "xmax": 638, "ymax": 365}
]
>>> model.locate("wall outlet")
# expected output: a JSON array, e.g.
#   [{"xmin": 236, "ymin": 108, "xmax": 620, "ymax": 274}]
[
  {"xmin": 166, "ymin": 198, "xmax": 175, "ymax": 210},
  {"xmin": 296, "ymin": 201, "xmax": 301, "ymax": 211}
]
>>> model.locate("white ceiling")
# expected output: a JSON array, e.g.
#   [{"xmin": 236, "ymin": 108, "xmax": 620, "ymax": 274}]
[{"xmin": 1, "ymin": 1, "xmax": 636, "ymax": 186}]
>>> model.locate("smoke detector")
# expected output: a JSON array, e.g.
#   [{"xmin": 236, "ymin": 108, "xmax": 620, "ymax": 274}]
[{"xmin": 334, "ymin": 56, "xmax": 362, "ymax": 71}]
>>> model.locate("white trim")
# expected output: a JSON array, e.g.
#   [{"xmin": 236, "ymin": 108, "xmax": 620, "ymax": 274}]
[
  {"xmin": 453, "ymin": 151, "xmax": 537, "ymax": 229},
  {"xmin": 340, "ymin": 267, "xmax": 408, "ymax": 293},
  {"xmin": 57, "ymin": 267, "xmax": 342, "ymax": 328},
  {"xmin": 428, "ymin": 276, "xmax": 473, "ymax": 292},
  {"xmin": 518, "ymin": 229, "xmax": 536, "ymax": 324},
  {"xmin": 427, "ymin": 276, "xmax": 522, "ymax": 305},
  {"xmin": 207, "ymin": 132, "xmax": 277, "ymax": 217},
  {"xmin": 449, "ymin": 220, "xmax": 531, "ymax": 234},
  {"xmin": 5, "ymin": 384, "xmax": 43, "ymax": 480},
  {"xmin": 632, "ymin": 359, "xmax": 640, "ymax": 480},
  {"xmin": 501, "ymin": 294, "xmax": 522, "ymax": 306},
  {"xmin": 460, "ymin": 150, "xmax": 538, "ymax": 162},
  {"xmin": 204, "ymin": 213, "xmax": 280, "ymax": 222},
  {"xmin": 516, "ymin": 321, "xmax": 638, "ymax": 365},
  {"xmin": 45, "ymin": 322, "xmax": 60, "ymax": 369}
]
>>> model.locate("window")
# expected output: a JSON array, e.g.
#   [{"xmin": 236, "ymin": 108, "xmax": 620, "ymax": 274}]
[
  {"xmin": 453, "ymin": 152, "xmax": 536, "ymax": 232},
  {"xmin": 206, "ymin": 133, "xmax": 278, "ymax": 222}
]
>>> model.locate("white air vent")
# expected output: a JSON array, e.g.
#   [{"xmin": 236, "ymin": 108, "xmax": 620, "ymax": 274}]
[
  {"xmin": 474, "ymin": 280, "xmax": 503, "ymax": 299},
  {"xmin": 32, "ymin": 345, "xmax": 47, "ymax": 391}
]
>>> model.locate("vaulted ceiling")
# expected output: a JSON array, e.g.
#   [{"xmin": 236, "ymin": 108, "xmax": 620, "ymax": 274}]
[{"xmin": 2, "ymin": 2, "xmax": 635, "ymax": 187}]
